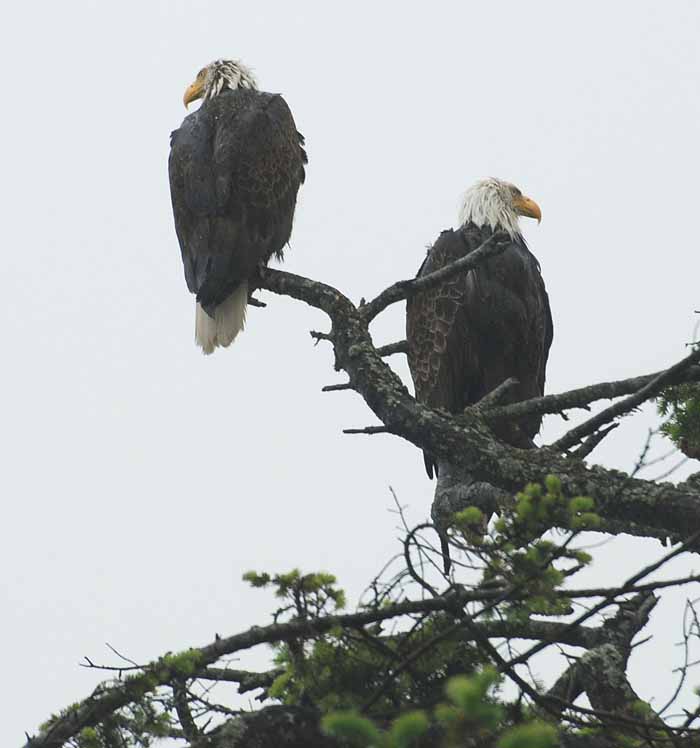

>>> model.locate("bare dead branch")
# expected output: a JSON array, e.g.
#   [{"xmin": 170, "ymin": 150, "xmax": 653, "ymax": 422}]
[
  {"xmin": 484, "ymin": 365, "xmax": 700, "ymax": 424},
  {"xmin": 570, "ymin": 423, "xmax": 620, "ymax": 460},
  {"xmin": 546, "ymin": 592, "xmax": 657, "ymax": 714},
  {"xmin": 566, "ymin": 573, "xmax": 700, "ymax": 600},
  {"xmin": 359, "ymin": 232, "xmax": 508, "ymax": 322},
  {"xmin": 104, "ymin": 642, "xmax": 140, "ymax": 668},
  {"xmin": 554, "ymin": 346, "xmax": 700, "ymax": 452},
  {"xmin": 321, "ymin": 382, "xmax": 352, "ymax": 392},
  {"xmin": 376, "ymin": 340, "xmax": 409, "ymax": 357},
  {"xmin": 473, "ymin": 377, "xmax": 521, "ymax": 410},
  {"xmin": 343, "ymin": 425, "xmax": 389, "ymax": 435},
  {"xmin": 172, "ymin": 680, "xmax": 199, "ymax": 743},
  {"xmin": 403, "ymin": 522, "xmax": 440, "ymax": 597},
  {"xmin": 196, "ymin": 667, "xmax": 283, "ymax": 694},
  {"xmin": 310, "ymin": 330, "xmax": 333, "ymax": 344}
]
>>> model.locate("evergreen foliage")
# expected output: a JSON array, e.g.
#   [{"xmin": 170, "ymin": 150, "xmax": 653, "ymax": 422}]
[{"xmin": 658, "ymin": 382, "xmax": 700, "ymax": 458}]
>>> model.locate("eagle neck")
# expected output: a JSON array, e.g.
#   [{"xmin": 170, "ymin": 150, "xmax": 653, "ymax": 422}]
[{"xmin": 461, "ymin": 221, "xmax": 523, "ymax": 244}]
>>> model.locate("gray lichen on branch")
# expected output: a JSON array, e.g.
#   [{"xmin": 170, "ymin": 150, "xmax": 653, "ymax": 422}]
[{"xmin": 256, "ymin": 264, "xmax": 700, "ymax": 545}]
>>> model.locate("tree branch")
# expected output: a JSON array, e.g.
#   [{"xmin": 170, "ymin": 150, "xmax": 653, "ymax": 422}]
[
  {"xmin": 342, "ymin": 425, "xmax": 389, "ymax": 435},
  {"xmin": 21, "ymin": 589, "xmax": 491, "ymax": 748},
  {"xmin": 484, "ymin": 366, "xmax": 700, "ymax": 424},
  {"xmin": 546, "ymin": 592, "xmax": 657, "ymax": 714},
  {"xmin": 376, "ymin": 340, "xmax": 408, "ymax": 357},
  {"xmin": 473, "ymin": 377, "xmax": 521, "ymax": 411},
  {"xmin": 256, "ymin": 267, "xmax": 700, "ymax": 546},
  {"xmin": 27, "ymin": 569, "xmax": 666, "ymax": 748},
  {"xmin": 554, "ymin": 347, "xmax": 700, "ymax": 452},
  {"xmin": 196, "ymin": 667, "xmax": 284, "ymax": 694},
  {"xmin": 322, "ymin": 382, "xmax": 353, "ymax": 392},
  {"xmin": 358, "ymin": 232, "xmax": 508, "ymax": 322},
  {"xmin": 172, "ymin": 679, "xmax": 199, "ymax": 743},
  {"xmin": 26, "ymin": 255, "xmax": 700, "ymax": 748},
  {"xmin": 569, "ymin": 423, "xmax": 620, "ymax": 460}
]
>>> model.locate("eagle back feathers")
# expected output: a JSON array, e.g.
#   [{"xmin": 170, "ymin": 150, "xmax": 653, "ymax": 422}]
[
  {"xmin": 168, "ymin": 88, "xmax": 307, "ymax": 315},
  {"xmin": 406, "ymin": 223, "xmax": 552, "ymax": 469}
]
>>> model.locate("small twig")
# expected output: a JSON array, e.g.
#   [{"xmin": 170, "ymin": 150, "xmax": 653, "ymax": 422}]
[
  {"xmin": 629, "ymin": 635, "xmax": 654, "ymax": 653},
  {"xmin": 322, "ymin": 382, "xmax": 353, "ymax": 392},
  {"xmin": 565, "ymin": 573, "xmax": 700, "ymax": 600},
  {"xmin": 651, "ymin": 457, "xmax": 689, "ymax": 482},
  {"xmin": 343, "ymin": 425, "xmax": 389, "ymax": 435},
  {"xmin": 359, "ymin": 232, "xmax": 508, "ymax": 322},
  {"xmin": 403, "ymin": 523, "xmax": 440, "ymax": 598},
  {"xmin": 186, "ymin": 690, "xmax": 240, "ymax": 718},
  {"xmin": 104, "ymin": 643, "xmax": 140, "ymax": 668},
  {"xmin": 309, "ymin": 330, "xmax": 332, "ymax": 345},
  {"xmin": 247, "ymin": 296, "xmax": 267, "ymax": 308},
  {"xmin": 196, "ymin": 667, "xmax": 283, "ymax": 694},
  {"xmin": 376, "ymin": 340, "xmax": 409, "ymax": 357},
  {"xmin": 569, "ymin": 423, "xmax": 620, "ymax": 460},
  {"xmin": 638, "ymin": 446, "xmax": 679, "ymax": 470},
  {"xmin": 658, "ymin": 599, "xmax": 696, "ymax": 717},
  {"xmin": 322, "ymin": 342, "xmax": 407, "ymax": 391},
  {"xmin": 79, "ymin": 658, "xmax": 140, "ymax": 673},
  {"xmin": 472, "ymin": 377, "xmax": 520, "ymax": 411}
]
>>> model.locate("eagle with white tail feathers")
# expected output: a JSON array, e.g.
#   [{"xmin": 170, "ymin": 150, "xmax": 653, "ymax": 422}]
[{"xmin": 168, "ymin": 59, "xmax": 307, "ymax": 353}]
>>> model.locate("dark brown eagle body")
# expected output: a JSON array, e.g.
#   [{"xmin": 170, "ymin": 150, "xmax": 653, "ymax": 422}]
[
  {"xmin": 169, "ymin": 73, "xmax": 307, "ymax": 353},
  {"xmin": 406, "ymin": 223, "xmax": 553, "ymax": 477}
]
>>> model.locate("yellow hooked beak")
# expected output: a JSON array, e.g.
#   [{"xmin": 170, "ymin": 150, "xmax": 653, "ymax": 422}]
[
  {"xmin": 183, "ymin": 78, "xmax": 205, "ymax": 108},
  {"xmin": 513, "ymin": 195, "xmax": 542, "ymax": 224}
]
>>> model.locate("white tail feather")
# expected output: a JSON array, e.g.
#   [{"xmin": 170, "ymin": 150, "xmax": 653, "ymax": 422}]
[{"xmin": 195, "ymin": 283, "xmax": 248, "ymax": 355}]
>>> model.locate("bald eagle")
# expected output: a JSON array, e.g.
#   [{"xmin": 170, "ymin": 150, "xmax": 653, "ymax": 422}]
[
  {"xmin": 169, "ymin": 59, "xmax": 307, "ymax": 354},
  {"xmin": 406, "ymin": 178, "xmax": 553, "ymax": 477}
]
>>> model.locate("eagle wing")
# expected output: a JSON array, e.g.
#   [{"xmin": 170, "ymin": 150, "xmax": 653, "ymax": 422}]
[
  {"xmin": 406, "ymin": 229, "xmax": 474, "ymax": 415},
  {"xmin": 168, "ymin": 90, "xmax": 307, "ymax": 314},
  {"xmin": 520, "ymin": 269, "xmax": 553, "ymax": 438},
  {"xmin": 406, "ymin": 229, "xmax": 478, "ymax": 478},
  {"xmin": 406, "ymin": 225, "xmax": 553, "ymax": 476}
]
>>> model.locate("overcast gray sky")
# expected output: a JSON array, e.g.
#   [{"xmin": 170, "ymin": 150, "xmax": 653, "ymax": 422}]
[{"xmin": 4, "ymin": 1, "xmax": 700, "ymax": 742}]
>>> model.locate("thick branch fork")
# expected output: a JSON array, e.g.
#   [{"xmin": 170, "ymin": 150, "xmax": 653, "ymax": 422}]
[{"xmin": 254, "ymin": 266, "xmax": 700, "ymax": 545}]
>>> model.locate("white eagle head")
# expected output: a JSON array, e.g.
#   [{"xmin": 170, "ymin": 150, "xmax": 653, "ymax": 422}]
[
  {"xmin": 458, "ymin": 178, "xmax": 541, "ymax": 239},
  {"xmin": 183, "ymin": 59, "xmax": 258, "ymax": 108}
]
